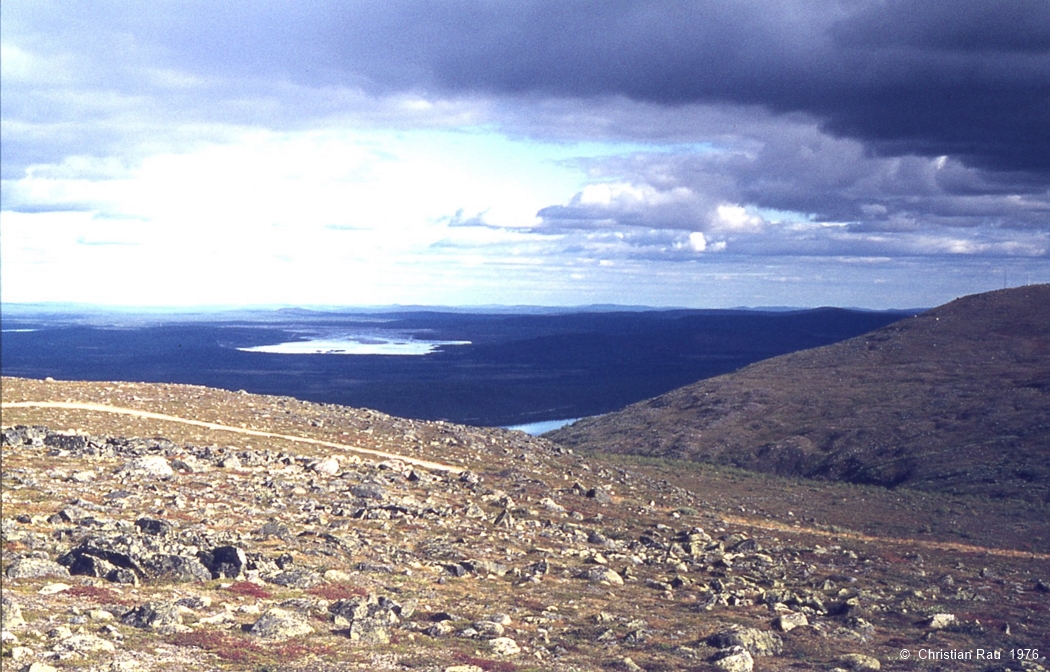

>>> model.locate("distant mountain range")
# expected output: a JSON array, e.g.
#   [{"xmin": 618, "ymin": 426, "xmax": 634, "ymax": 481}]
[{"xmin": 548, "ymin": 285, "xmax": 1050, "ymax": 502}]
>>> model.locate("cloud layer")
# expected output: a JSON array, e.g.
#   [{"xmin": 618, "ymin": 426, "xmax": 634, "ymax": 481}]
[{"xmin": 2, "ymin": 1, "xmax": 1048, "ymax": 307}]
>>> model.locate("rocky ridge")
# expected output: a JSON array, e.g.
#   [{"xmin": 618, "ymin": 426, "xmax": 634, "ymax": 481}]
[{"xmin": 2, "ymin": 377, "xmax": 1049, "ymax": 671}]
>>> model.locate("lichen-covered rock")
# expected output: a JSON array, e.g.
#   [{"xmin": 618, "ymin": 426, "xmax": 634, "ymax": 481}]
[
  {"xmin": 774, "ymin": 610, "xmax": 808, "ymax": 632},
  {"xmin": 712, "ymin": 647, "xmax": 754, "ymax": 672},
  {"xmin": 118, "ymin": 456, "xmax": 173, "ymax": 478},
  {"xmin": 924, "ymin": 613, "xmax": 956, "ymax": 630},
  {"xmin": 578, "ymin": 565, "xmax": 624, "ymax": 586},
  {"xmin": 121, "ymin": 602, "xmax": 182, "ymax": 629},
  {"xmin": 5, "ymin": 557, "xmax": 71, "ymax": 579},
  {"xmin": 707, "ymin": 626, "xmax": 783, "ymax": 656},
  {"xmin": 488, "ymin": 636, "xmax": 521, "ymax": 656},
  {"xmin": 249, "ymin": 607, "xmax": 315, "ymax": 639},
  {"xmin": 1, "ymin": 594, "xmax": 26, "ymax": 629},
  {"xmin": 50, "ymin": 633, "xmax": 117, "ymax": 656}
]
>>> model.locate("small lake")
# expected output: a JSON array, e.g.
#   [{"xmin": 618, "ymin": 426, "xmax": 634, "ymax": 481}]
[{"xmin": 504, "ymin": 418, "xmax": 581, "ymax": 435}]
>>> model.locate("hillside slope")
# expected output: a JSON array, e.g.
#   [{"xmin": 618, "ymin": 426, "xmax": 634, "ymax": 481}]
[
  {"xmin": 5, "ymin": 377, "xmax": 1049, "ymax": 671},
  {"xmin": 548, "ymin": 285, "xmax": 1050, "ymax": 501}
]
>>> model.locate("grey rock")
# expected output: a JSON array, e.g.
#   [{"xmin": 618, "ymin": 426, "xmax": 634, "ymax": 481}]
[
  {"xmin": 838, "ymin": 653, "xmax": 882, "ymax": 670},
  {"xmin": 118, "ymin": 456, "xmax": 173, "ymax": 478},
  {"xmin": 2, "ymin": 594, "xmax": 26, "ymax": 629},
  {"xmin": 577, "ymin": 565, "xmax": 624, "ymax": 586},
  {"xmin": 473, "ymin": 620, "xmax": 505, "ymax": 638},
  {"xmin": 5, "ymin": 557, "xmax": 71, "ymax": 579},
  {"xmin": 425, "ymin": 621, "xmax": 454, "ymax": 637},
  {"xmin": 50, "ymin": 633, "xmax": 116, "ymax": 656},
  {"xmin": 141, "ymin": 554, "xmax": 211, "ymax": 583},
  {"xmin": 121, "ymin": 602, "xmax": 182, "ymax": 629},
  {"xmin": 707, "ymin": 626, "xmax": 783, "ymax": 657},
  {"xmin": 269, "ymin": 568, "xmax": 322, "ymax": 589},
  {"xmin": 712, "ymin": 647, "xmax": 754, "ymax": 672},
  {"xmin": 924, "ymin": 613, "xmax": 956, "ymax": 630},
  {"xmin": 349, "ymin": 617, "xmax": 390, "ymax": 644},
  {"xmin": 250, "ymin": 607, "xmax": 315, "ymax": 639},
  {"xmin": 350, "ymin": 483, "xmax": 385, "ymax": 500},
  {"xmin": 774, "ymin": 611, "xmax": 809, "ymax": 632},
  {"xmin": 134, "ymin": 517, "xmax": 174, "ymax": 536},
  {"xmin": 199, "ymin": 545, "xmax": 247, "ymax": 579},
  {"xmin": 586, "ymin": 487, "xmax": 612, "ymax": 504},
  {"xmin": 488, "ymin": 636, "xmax": 521, "ymax": 656}
]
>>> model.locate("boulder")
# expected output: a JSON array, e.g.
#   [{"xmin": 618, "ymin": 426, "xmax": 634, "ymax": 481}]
[
  {"xmin": 924, "ymin": 613, "xmax": 956, "ymax": 630},
  {"xmin": 707, "ymin": 626, "xmax": 783, "ymax": 656},
  {"xmin": 712, "ymin": 647, "xmax": 754, "ymax": 672},
  {"xmin": 118, "ymin": 456, "xmax": 173, "ymax": 478},
  {"xmin": 5, "ymin": 557, "xmax": 71, "ymax": 580},
  {"xmin": 488, "ymin": 636, "xmax": 521, "ymax": 656},
  {"xmin": 1, "ymin": 594, "xmax": 26, "ymax": 629},
  {"xmin": 250, "ymin": 607, "xmax": 315, "ymax": 639},
  {"xmin": 50, "ymin": 633, "xmax": 117, "ymax": 656},
  {"xmin": 121, "ymin": 602, "xmax": 182, "ymax": 629},
  {"xmin": 578, "ymin": 565, "xmax": 624, "ymax": 586},
  {"xmin": 774, "ymin": 610, "xmax": 809, "ymax": 632},
  {"xmin": 199, "ymin": 545, "xmax": 247, "ymax": 579}
]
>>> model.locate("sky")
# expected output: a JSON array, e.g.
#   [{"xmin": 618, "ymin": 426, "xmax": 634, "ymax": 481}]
[{"xmin": 2, "ymin": 1, "xmax": 1049, "ymax": 309}]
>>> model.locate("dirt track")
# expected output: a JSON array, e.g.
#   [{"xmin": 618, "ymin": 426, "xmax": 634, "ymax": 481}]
[
  {"xmin": 0, "ymin": 400, "xmax": 465, "ymax": 474},
  {"xmin": 7, "ymin": 400, "xmax": 1049, "ymax": 561}
]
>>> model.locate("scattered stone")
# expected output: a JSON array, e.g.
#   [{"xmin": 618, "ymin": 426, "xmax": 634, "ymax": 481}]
[
  {"xmin": 586, "ymin": 487, "xmax": 613, "ymax": 504},
  {"xmin": 199, "ymin": 545, "xmax": 247, "ymax": 579},
  {"xmin": 838, "ymin": 653, "xmax": 882, "ymax": 670},
  {"xmin": 622, "ymin": 656, "xmax": 645, "ymax": 671},
  {"xmin": 2, "ymin": 595, "xmax": 26, "ymax": 629},
  {"xmin": 9, "ymin": 646, "xmax": 33, "ymax": 662},
  {"xmin": 473, "ymin": 620, "xmax": 505, "ymax": 638},
  {"xmin": 707, "ymin": 626, "xmax": 783, "ymax": 656},
  {"xmin": 134, "ymin": 517, "xmax": 174, "ymax": 536},
  {"xmin": 121, "ymin": 602, "xmax": 182, "ymax": 630},
  {"xmin": 219, "ymin": 455, "xmax": 242, "ymax": 469},
  {"xmin": 329, "ymin": 593, "xmax": 401, "ymax": 644},
  {"xmin": 711, "ymin": 647, "xmax": 754, "ymax": 672},
  {"xmin": 578, "ymin": 565, "xmax": 624, "ymax": 586},
  {"xmin": 249, "ymin": 607, "xmax": 315, "ymax": 639},
  {"xmin": 312, "ymin": 456, "xmax": 341, "ymax": 475},
  {"xmin": 774, "ymin": 610, "xmax": 809, "ymax": 632},
  {"xmin": 50, "ymin": 633, "xmax": 117, "ymax": 656},
  {"xmin": 269, "ymin": 567, "xmax": 322, "ymax": 589},
  {"xmin": 351, "ymin": 483, "xmax": 385, "ymax": 500},
  {"xmin": 924, "ymin": 613, "xmax": 956, "ymax": 630},
  {"xmin": 488, "ymin": 636, "xmax": 521, "ymax": 656},
  {"xmin": 118, "ymin": 456, "xmax": 173, "ymax": 478}
]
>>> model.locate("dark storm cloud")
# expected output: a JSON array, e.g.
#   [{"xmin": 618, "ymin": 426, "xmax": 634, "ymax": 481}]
[
  {"xmin": 309, "ymin": 0, "xmax": 1050, "ymax": 176},
  {"xmin": 7, "ymin": 0, "xmax": 1045, "ymax": 176}
]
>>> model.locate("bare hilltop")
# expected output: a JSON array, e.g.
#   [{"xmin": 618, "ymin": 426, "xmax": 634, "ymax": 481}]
[{"xmin": 548, "ymin": 285, "xmax": 1050, "ymax": 503}]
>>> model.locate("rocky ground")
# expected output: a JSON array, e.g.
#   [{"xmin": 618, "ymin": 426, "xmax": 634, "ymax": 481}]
[{"xmin": 3, "ymin": 377, "xmax": 1049, "ymax": 671}]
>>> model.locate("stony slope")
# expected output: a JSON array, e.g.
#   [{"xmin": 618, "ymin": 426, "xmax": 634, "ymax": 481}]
[
  {"xmin": 2, "ymin": 377, "xmax": 1049, "ymax": 672},
  {"xmin": 548, "ymin": 286, "xmax": 1050, "ymax": 502}
]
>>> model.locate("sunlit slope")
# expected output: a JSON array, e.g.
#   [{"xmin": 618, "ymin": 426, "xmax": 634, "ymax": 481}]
[{"xmin": 548, "ymin": 285, "xmax": 1050, "ymax": 501}]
